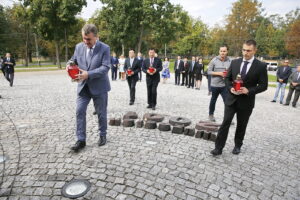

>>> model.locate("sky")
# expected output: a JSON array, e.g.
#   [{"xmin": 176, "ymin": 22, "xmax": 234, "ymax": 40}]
[{"xmin": 1, "ymin": 0, "xmax": 299, "ymax": 27}]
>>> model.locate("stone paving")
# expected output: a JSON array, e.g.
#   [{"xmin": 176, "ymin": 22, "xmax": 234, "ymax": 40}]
[{"xmin": 0, "ymin": 70, "xmax": 299, "ymax": 200}]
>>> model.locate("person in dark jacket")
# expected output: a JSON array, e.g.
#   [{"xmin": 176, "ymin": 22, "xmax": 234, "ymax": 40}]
[
  {"xmin": 2, "ymin": 53, "xmax": 16, "ymax": 87},
  {"xmin": 271, "ymin": 60, "xmax": 292, "ymax": 104}
]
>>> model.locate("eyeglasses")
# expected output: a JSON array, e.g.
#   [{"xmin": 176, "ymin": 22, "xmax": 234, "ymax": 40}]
[{"xmin": 242, "ymin": 49, "xmax": 253, "ymax": 52}]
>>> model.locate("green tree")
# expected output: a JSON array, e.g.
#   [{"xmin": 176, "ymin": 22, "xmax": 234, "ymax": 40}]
[
  {"xmin": 28, "ymin": 0, "xmax": 87, "ymax": 68},
  {"xmin": 225, "ymin": 0, "xmax": 263, "ymax": 56}
]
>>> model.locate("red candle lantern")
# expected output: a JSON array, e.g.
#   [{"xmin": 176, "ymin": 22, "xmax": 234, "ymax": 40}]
[
  {"xmin": 67, "ymin": 64, "xmax": 79, "ymax": 80},
  {"xmin": 233, "ymin": 74, "xmax": 243, "ymax": 91},
  {"xmin": 127, "ymin": 69, "xmax": 133, "ymax": 76},
  {"xmin": 149, "ymin": 67, "xmax": 155, "ymax": 73}
]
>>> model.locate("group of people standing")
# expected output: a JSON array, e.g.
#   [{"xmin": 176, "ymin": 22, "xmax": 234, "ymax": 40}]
[
  {"xmin": 174, "ymin": 56, "xmax": 204, "ymax": 89},
  {"xmin": 111, "ymin": 52, "xmax": 143, "ymax": 81},
  {"xmin": 271, "ymin": 60, "xmax": 300, "ymax": 108}
]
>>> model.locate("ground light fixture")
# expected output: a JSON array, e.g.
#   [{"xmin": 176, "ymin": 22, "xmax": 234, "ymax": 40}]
[
  {"xmin": 61, "ymin": 179, "xmax": 91, "ymax": 199},
  {"xmin": 0, "ymin": 155, "xmax": 8, "ymax": 163}
]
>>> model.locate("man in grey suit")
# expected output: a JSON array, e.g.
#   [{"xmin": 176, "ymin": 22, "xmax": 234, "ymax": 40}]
[
  {"xmin": 68, "ymin": 24, "xmax": 111, "ymax": 152},
  {"xmin": 284, "ymin": 65, "xmax": 300, "ymax": 108}
]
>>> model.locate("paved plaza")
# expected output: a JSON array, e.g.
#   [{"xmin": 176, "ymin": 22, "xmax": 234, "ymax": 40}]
[{"xmin": 0, "ymin": 70, "xmax": 299, "ymax": 200}]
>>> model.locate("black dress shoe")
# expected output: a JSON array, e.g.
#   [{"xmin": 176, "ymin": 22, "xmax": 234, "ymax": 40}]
[
  {"xmin": 210, "ymin": 149, "xmax": 222, "ymax": 156},
  {"xmin": 147, "ymin": 105, "xmax": 152, "ymax": 109},
  {"xmin": 93, "ymin": 111, "xmax": 97, "ymax": 115},
  {"xmin": 292, "ymin": 105, "xmax": 296, "ymax": 108},
  {"xmin": 71, "ymin": 141, "xmax": 86, "ymax": 152},
  {"xmin": 129, "ymin": 102, "xmax": 134, "ymax": 105},
  {"xmin": 283, "ymin": 104, "xmax": 289, "ymax": 106},
  {"xmin": 271, "ymin": 100, "xmax": 276, "ymax": 103},
  {"xmin": 98, "ymin": 136, "xmax": 107, "ymax": 146},
  {"xmin": 232, "ymin": 147, "xmax": 241, "ymax": 155},
  {"xmin": 152, "ymin": 106, "xmax": 156, "ymax": 110}
]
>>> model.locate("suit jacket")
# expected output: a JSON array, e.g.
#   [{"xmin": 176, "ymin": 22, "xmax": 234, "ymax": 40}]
[
  {"xmin": 2, "ymin": 57, "xmax": 16, "ymax": 73},
  {"xmin": 225, "ymin": 58, "xmax": 268, "ymax": 109},
  {"xmin": 182, "ymin": 61, "xmax": 189, "ymax": 73},
  {"xmin": 174, "ymin": 60, "xmax": 184, "ymax": 72},
  {"xmin": 189, "ymin": 61, "xmax": 196, "ymax": 74},
  {"xmin": 194, "ymin": 62, "xmax": 203, "ymax": 75},
  {"xmin": 276, "ymin": 66, "xmax": 292, "ymax": 83},
  {"xmin": 124, "ymin": 57, "xmax": 141, "ymax": 80},
  {"xmin": 70, "ymin": 40, "xmax": 111, "ymax": 96},
  {"xmin": 142, "ymin": 57, "xmax": 162, "ymax": 83},
  {"xmin": 289, "ymin": 71, "xmax": 300, "ymax": 90}
]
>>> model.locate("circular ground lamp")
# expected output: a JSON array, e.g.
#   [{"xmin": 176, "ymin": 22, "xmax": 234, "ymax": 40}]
[
  {"xmin": 61, "ymin": 179, "xmax": 91, "ymax": 199},
  {"xmin": 0, "ymin": 155, "xmax": 8, "ymax": 163}
]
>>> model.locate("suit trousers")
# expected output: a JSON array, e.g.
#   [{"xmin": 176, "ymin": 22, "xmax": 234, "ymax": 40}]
[
  {"xmin": 139, "ymin": 70, "xmax": 142, "ymax": 81},
  {"xmin": 147, "ymin": 79, "xmax": 159, "ymax": 107},
  {"xmin": 175, "ymin": 71, "xmax": 180, "ymax": 85},
  {"xmin": 181, "ymin": 73, "xmax": 187, "ymax": 85},
  {"xmin": 111, "ymin": 66, "xmax": 118, "ymax": 80},
  {"xmin": 285, "ymin": 87, "xmax": 300, "ymax": 106},
  {"xmin": 127, "ymin": 77, "xmax": 137, "ymax": 103},
  {"xmin": 189, "ymin": 73, "xmax": 194, "ymax": 88},
  {"xmin": 76, "ymin": 84, "xmax": 108, "ymax": 141},
  {"xmin": 215, "ymin": 101, "xmax": 253, "ymax": 150},
  {"xmin": 5, "ymin": 72, "xmax": 14, "ymax": 86}
]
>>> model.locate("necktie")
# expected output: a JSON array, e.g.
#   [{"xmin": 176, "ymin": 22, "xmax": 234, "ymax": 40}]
[
  {"xmin": 192, "ymin": 62, "xmax": 195, "ymax": 71},
  {"xmin": 130, "ymin": 59, "xmax": 133, "ymax": 67},
  {"xmin": 241, "ymin": 61, "xmax": 249, "ymax": 80},
  {"xmin": 150, "ymin": 58, "xmax": 153, "ymax": 66},
  {"xmin": 87, "ymin": 48, "xmax": 93, "ymax": 66},
  {"xmin": 283, "ymin": 67, "xmax": 286, "ymax": 72}
]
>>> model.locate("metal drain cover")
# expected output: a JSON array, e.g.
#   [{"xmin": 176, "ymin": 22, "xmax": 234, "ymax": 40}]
[{"xmin": 61, "ymin": 179, "xmax": 91, "ymax": 199}]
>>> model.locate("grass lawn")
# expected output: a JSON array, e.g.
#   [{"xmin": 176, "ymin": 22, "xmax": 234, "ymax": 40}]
[
  {"xmin": 15, "ymin": 68, "xmax": 63, "ymax": 72},
  {"xmin": 268, "ymin": 74, "xmax": 277, "ymax": 82},
  {"xmin": 15, "ymin": 64, "xmax": 62, "ymax": 68}
]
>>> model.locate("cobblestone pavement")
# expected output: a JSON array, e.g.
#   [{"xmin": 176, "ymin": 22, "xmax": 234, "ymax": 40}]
[{"xmin": 0, "ymin": 71, "xmax": 299, "ymax": 200}]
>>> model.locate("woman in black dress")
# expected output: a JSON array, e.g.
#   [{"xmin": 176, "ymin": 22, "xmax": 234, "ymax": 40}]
[{"xmin": 194, "ymin": 58, "xmax": 204, "ymax": 90}]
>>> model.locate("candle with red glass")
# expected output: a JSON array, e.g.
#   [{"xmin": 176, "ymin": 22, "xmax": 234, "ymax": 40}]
[
  {"xmin": 149, "ymin": 66, "xmax": 155, "ymax": 73},
  {"xmin": 127, "ymin": 68, "xmax": 133, "ymax": 76},
  {"xmin": 67, "ymin": 61, "xmax": 79, "ymax": 80},
  {"xmin": 233, "ymin": 74, "xmax": 243, "ymax": 91}
]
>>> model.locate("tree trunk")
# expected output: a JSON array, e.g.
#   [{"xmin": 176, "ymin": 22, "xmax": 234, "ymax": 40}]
[
  {"xmin": 54, "ymin": 40, "xmax": 61, "ymax": 68},
  {"xmin": 121, "ymin": 43, "xmax": 125, "ymax": 56},
  {"xmin": 65, "ymin": 28, "xmax": 68, "ymax": 62},
  {"xmin": 24, "ymin": 27, "xmax": 29, "ymax": 66},
  {"xmin": 137, "ymin": 25, "xmax": 144, "ymax": 53}
]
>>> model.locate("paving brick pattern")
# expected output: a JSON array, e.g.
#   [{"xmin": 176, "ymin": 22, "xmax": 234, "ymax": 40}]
[{"xmin": 0, "ymin": 71, "xmax": 299, "ymax": 199}]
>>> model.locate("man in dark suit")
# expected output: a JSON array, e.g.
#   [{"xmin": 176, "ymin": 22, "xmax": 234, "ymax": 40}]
[
  {"xmin": 188, "ymin": 56, "xmax": 196, "ymax": 88},
  {"xmin": 211, "ymin": 40, "xmax": 268, "ymax": 156},
  {"xmin": 142, "ymin": 49, "xmax": 162, "ymax": 110},
  {"xmin": 137, "ymin": 52, "xmax": 143, "ymax": 82},
  {"xmin": 67, "ymin": 24, "xmax": 111, "ymax": 152},
  {"xmin": 2, "ymin": 53, "xmax": 16, "ymax": 87},
  {"xmin": 182, "ymin": 57, "xmax": 189, "ymax": 86},
  {"xmin": 111, "ymin": 52, "xmax": 119, "ymax": 81},
  {"xmin": 124, "ymin": 50, "xmax": 141, "ymax": 105},
  {"xmin": 174, "ymin": 56, "xmax": 183, "ymax": 85},
  {"xmin": 284, "ymin": 65, "xmax": 300, "ymax": 108},
  {"xmin": 271, "ymin": 60, "xmax": 292, "ymax": 104}
]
